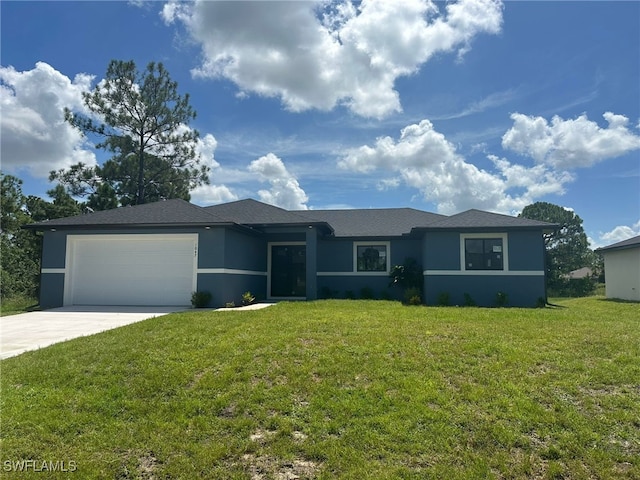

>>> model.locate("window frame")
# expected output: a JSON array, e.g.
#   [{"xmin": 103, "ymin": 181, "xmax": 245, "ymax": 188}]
[
  {"xmin": 353, "ymin": 241, "xmax": 390, "ymax": 275},
  {"xmin": 460, "ymin": 233, "xmax": 508, "ymax": 272}
]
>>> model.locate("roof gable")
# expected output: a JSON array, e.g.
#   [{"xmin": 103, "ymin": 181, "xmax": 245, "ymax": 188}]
[
  {"xmin": 204, "ymin": 199, "xmax": 321, "ymax": 226},
  {"xmin": 424, "ymin": 209, "xmax": 556, "ymax": 229}
]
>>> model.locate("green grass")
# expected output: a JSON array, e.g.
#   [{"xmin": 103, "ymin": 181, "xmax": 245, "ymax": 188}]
[
  {"xmin": 0, "ymin": 296, "xmax": 39, "ymax": 316},
  {"xmin": 1, "ymin": 298, "xmax": 638, "ymax": 479}
]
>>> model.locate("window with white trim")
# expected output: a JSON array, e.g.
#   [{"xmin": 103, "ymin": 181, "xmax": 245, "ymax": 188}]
[
  {"xmin": 460, "ymin": 233, "xmax": 508, "ymax": 271},
  {"xmin": 354, "ymin": 242, "xmax": 389, "ymax": 273}
]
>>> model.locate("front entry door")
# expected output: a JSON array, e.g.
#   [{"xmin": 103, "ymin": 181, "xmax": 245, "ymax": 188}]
[{"xmin": 270, "ymin": 244, "xmax": 306, "ymax": 297}]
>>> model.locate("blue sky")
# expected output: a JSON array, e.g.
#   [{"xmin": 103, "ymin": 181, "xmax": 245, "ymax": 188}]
[{"xmin": 1, "ymin": 0, "xmax": 639, "ymax": 248}]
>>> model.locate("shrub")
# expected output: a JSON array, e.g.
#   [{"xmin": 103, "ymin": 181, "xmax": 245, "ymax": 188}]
[
  {"xmin": 191, "ymin": 291, "xmax": 212, "ymax": 308},
  {"xmin": 436, "ymin": 292, "xmax": 450, "ymax": 306},
  {"xmin": 404, "ymin": 287, "xmax": 422, "ymax": 305},
  {"xmin": 360, "ymin": 286, "xmax": 376, "ymax": 300},
  {"xmin": 345, "ymin": 290, "xmax": 356, "ymax": 300},
  {"xmin": 495, "ymin": 291, "xmax": 508, "ymax": 307},
  {"xmin": 463, "ymin": 292, "xmax": 476, "ymax": 307},
  {"xmin": 320, "ymin": 286, "xmax": 338, "ymax": 299},
  {"xmin": 225, "ymin": 301, "xmax": 236, "ymax": 308},
  {"xmin": 242, "ymin": 291, "xmax": 256, "ymax": 306},
  {"xmin": 379, "ymin": 290, "xmax": 393, "ymax": 301}
]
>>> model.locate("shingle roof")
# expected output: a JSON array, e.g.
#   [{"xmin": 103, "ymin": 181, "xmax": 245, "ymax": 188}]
[
  {"xmin": 25, "ymin": 198, "xmax": 555, "ymax": 236},
  {"xmin": 204, "ymin": 199, "xmax": 322, "ymax": 226},
  {"xmin": 596, "ymin": 235, "xmax": 640, "ymax": 252},
  {"xmin": 299, "ymin": 208, "xmax": 445, "ymax": 237},
  {"xmin": 25, "ymin": 199, "xmax": 228, "ymax": 228},
  {"xmin": 419, "ymin": 209, "xmax": 556, "ymax": 230}
]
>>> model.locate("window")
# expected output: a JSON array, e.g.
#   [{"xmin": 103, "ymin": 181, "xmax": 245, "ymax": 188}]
[
  {"xmin": 354, "ymin": 242, "xmax": 389, "ymax": 273},
  {"xmin": 464, "ymin": 238, "xmax": 503, "ymax": 270}
]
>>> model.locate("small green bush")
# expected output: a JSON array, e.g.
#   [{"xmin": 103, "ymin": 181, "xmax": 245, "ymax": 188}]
[
  {"xmin": 495, "ymin": 291, "xmax": 508, "ymax": 307},
  {"xmin": 242, "ymin": 291, "xmax": 256, "ymax": 306},
  {"xmin": 463, "ymin": 292, "xmax": 476, "ymax": 307},
  {"xmin": 191, "ymin": 291, "xmax": 212, "ymax": 308},
  {"xmin": 436, "ymin": 291, "xmax": 450, "ymax": 306},
  {"xmin": 360, "ymin": 286, "xmax": 375, "ymax": 300},
  {"xmin": 404, "ymin": 287, "xmax": 422, "ymax": 305},
  {"xmin": 320, "ymin": 286, "xmax": 339, "ymax": 299}
]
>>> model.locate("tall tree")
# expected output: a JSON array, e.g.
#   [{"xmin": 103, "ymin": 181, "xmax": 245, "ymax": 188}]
[
  {"xmin": 519, "ymin": 201, "xmax": 593, "ymax": 291},
  {"xmin": 58, "ymin": 60, "xmax": 209, "ymax": 207}
]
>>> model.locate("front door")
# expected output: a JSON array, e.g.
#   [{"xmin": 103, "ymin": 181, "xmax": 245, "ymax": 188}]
[{"xmin": 270, "ymin": 244, "xmax": 306, "ymax": 298}]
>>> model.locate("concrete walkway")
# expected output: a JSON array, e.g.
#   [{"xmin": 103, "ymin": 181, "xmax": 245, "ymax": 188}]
[{"xmin": 0, "ymin": 306, "xmax": 186, "ymax": 360}]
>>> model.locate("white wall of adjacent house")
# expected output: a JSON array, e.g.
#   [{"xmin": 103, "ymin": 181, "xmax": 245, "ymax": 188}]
[
  {"xmin": 63, "ymin": 234, "xmax": 198, "ymax": 306},
  {"xmin": 603, "ymin": 248, "xmax": 640, "ymax": 302}
]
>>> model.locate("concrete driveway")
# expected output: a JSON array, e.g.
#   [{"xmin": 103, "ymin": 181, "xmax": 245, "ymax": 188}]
[{"xmin": 0, "ymin": 306, "xmax": 186, "ymax": 360}]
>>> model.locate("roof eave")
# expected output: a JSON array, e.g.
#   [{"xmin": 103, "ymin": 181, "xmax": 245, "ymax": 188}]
[{"xmin": 23, "ymin": 221, "xmax": 236, "ymax": 231}]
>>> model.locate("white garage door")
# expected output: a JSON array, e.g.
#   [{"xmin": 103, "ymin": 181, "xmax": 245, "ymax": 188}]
[{"xmin": 65, "ymin": 234, "xmax": 197, "ymax": 306}]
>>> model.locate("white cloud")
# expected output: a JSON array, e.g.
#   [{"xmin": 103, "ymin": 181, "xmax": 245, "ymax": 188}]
[
  {"xmin": 0, "ymin": 62, "xmax": 96, "ymax": 177},
  {"xmin": 595, "ymin": 220, "xmax": 640, "ymax": 249},
  {"xmin": 162, "ymin": 0, "xmax": 503, "ymax": 118},
  {"xmin": 190, "ymin": 184, "xmax": 238, "ymax": 206},
  {"xmin": 248, "ymin": 153, "xmax": 309, "ymax": 210},
  {"xmin": 194, "ymin": 133, "xmax": 220, "ymax": 170},
  {"xmin": 502, "ymin": 112, "xmax": 640, "ymax": 169},
  {"xmin": 338, "ymin": 119, "xmax": 573, "ymax": 214}
]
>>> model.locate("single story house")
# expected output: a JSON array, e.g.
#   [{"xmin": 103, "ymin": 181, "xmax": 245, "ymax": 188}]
[
  {"xmin": 596, "ymin": 235, "xmax": 640, "ymax": 302},
  {"xmin": 26, "ymin": 198, "xmax": 555, "ymax": 308}
]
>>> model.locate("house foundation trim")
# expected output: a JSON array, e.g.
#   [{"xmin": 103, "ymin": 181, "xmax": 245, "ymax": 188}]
[
  {"xmin": 424, "ymin": 270, "xmax": 545, "ymax": 276},
  {"xmin": 197, "ymin": 268, "xmax": 268, "ymax": 276}
]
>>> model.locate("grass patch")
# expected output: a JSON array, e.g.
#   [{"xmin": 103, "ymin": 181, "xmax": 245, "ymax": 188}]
[
  {"xmin": 1, "ymin": 298, "xmax": 639, "ymax": 478},
  {"xmin": 0, "ymin": 296, "xmax": 39, "ymax": 316}
]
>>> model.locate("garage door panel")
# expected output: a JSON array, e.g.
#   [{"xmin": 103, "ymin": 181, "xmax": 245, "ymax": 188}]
[{"xmin": 66, "ymin": 234, "xmax": 197, "ymax": 306}]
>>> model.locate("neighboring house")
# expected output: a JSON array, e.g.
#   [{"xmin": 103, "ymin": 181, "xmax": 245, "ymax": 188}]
[
  {"xmin": 566, "ymin": 267, "xmax": 593, "ymax": 280},
  {"xmin": 25, "ymin": 198, "xmax": 555, "ymax": 308},
  {"xmin": 596, "ymin": 235, "xmax": 640, "ymax": 302}
]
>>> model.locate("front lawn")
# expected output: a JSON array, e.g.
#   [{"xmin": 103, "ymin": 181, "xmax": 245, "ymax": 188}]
[{"xmin": 1, "ymin": 298, "xmax": 638, "ymax": 479}]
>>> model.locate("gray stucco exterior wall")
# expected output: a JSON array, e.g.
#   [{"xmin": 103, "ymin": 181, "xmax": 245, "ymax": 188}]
[{"xmin": 421, "ymin": 229, "xmax": 547, "ymax": 306}]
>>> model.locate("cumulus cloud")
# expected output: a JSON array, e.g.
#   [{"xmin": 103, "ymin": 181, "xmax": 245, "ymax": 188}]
[
  {"xmin": 502, "ymin": 112, "xmax": 640, "ymax": 169},
  {"xmin": 162, "ymin": 0, "xmax": 503, "ymax": 118},
  {"xmin": 597, "ymin": 220, "xmax": 640, "ymax": 248},
  {"xmin": 190, "ymin": 183, "xmax": 238, "ymax": 206},
  {"xmin": 248, "ymin": 153, "xmax": 309, "ymax": 210},
  {"xmin": 0, "ymin": 62, "xmax": 96, "ymax": 177},
  {"xmin": 338, "ymin": 119, "xmax": 572, "ymax": 214}
]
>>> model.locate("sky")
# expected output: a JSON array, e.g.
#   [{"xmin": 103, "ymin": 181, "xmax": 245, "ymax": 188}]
[{"xmin": 1, "ymin": 0, "xmax": 639, "ymax": 249}]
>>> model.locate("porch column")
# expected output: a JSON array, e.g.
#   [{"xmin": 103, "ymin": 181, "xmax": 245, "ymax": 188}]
[{"xmin": 306, "ymin": 226, "xmax": 318, "ymax": 300}]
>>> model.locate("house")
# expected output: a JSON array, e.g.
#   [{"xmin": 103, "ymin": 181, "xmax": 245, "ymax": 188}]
[
  {"xmin": 25, "ymin": 198, "xmax": 555, "ymax": 308},
  {"xmin": 596, "ymin": 235, "xmax": 640, "ymax": 302},
  {"xmin": 565, "ymin": 267, "xmax": 593, "ymax": 280}
]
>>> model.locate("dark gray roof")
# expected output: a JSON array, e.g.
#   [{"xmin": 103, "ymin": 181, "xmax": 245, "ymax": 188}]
[
  {"xmin": 419, "ymin": 209, "xmax": 557, "ymax": 230},
  {"xmin": 205, "ymin": 199, "xmax": 322, "ymax": 226},
  {"xmin": 25, "ymin": 198, "xmax": 555, "ymax": 236},
  {"xmin": 299, "ymin": 208, "xmax": 445, "ymax": 237},
  {"xmin": 596, "ymin": 235, "xmax": 640, "ymax": 252},
  {"xmin": 25, "ymin": 199, "xmax": 228, "ymax": 229}
]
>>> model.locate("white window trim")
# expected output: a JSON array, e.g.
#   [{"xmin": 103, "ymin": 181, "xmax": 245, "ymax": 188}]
[
  {"xmin": 353, "ymin": 241, "xmax": 391, "ymax": 275},
  {"xmin": 460, "ymin": 233, "xmax": 509, "ymax": 272}
]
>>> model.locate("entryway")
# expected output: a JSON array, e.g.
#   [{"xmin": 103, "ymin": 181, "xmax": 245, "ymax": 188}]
[{"xmin": 269, "ymin": 243, "xmax": 306, "ymax": 298}]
